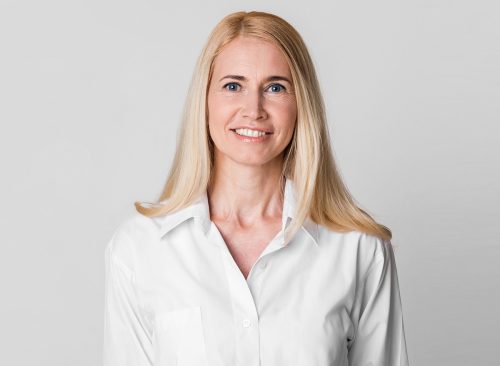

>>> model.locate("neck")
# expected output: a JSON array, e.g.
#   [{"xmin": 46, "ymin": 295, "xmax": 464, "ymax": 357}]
[{"xmin": 207, "ymin": 156, "xmax": 285, "ymax": 226}]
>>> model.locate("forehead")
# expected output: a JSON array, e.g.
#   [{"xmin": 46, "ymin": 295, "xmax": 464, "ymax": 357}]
[{"xmin": 212, "ymin": 36, "xmax": 291, "ymax": 76}]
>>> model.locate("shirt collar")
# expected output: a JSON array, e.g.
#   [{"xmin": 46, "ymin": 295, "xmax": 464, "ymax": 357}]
[{"xmin": 157, "ymin": 177, "xmax": 319, "ymax": 246}]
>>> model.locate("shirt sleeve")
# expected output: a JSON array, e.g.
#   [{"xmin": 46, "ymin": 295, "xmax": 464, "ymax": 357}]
[
  {"xmin": 348, "ymin": 239, "xmax": 410, "ymax": 366},
  {"xmin": 103, "ymin": 232, "xmax": 154, "ymax": 366}
]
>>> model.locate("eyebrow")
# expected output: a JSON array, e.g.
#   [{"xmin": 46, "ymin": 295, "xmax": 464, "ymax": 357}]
[{"xmin": 218, "ymin": 74, "xmax": 292, "ymax": 84}]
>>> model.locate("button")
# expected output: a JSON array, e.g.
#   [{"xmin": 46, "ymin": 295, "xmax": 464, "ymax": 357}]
[
  {"xmin": 242, "ymin": 319, "xmax": 252, "ymax": 328},
  {"xmin": 259, "ymin": 261, "xmax": 267, "ymax": 269}
]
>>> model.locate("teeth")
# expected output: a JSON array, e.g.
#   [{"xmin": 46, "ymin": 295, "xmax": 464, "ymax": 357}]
[{"xmin": 234, "ymin": 128, "xmax": 267, "ymax": 137}]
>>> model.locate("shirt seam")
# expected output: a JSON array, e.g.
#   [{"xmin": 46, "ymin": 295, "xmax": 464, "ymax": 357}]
[
  {"xmin": 350, "ymin": 241, "xmax": 387, "ymax": 344},
  {"xmin": 106, "ymin": 230, "xmax": 154, "ymax": 343}
]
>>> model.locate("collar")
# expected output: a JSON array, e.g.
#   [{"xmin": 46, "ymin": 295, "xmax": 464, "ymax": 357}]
[{"xmin": 157, "ymin": 177, "xmax": 319, "ymax": 246}]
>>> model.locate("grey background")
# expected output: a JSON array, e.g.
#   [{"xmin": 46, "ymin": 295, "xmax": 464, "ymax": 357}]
[{"xmin": 0, "ymin": 1, "xmax": 498, "ymax": 365}]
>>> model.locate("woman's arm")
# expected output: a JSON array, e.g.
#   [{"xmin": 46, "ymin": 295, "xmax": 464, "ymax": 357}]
[
  {"xmin": 348, "ymin": 239, "xmax": 410, "ymax": 366},
  {"xmin": 103, "ymin": 231, "xmax": 154, "ymax": 366}
]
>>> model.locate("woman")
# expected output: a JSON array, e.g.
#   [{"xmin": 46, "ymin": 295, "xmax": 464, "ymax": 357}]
[{"xmin": 103, "ymin": 11, "xmax": 409, "ymax": 366}]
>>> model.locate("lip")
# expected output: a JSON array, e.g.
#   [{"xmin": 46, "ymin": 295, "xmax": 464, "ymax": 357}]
[
  {"xmin": 230, "ymin": 126, "xmax": 273, "ymax": 134},
  {"xmin": 230, "ymin": 129, "xmax": 272, "ymax": 143}
]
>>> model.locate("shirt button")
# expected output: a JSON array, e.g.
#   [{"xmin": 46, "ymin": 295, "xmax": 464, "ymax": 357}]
[
  {"xmin": 259, "ymin": 261, "xmax": 267, "ymax": 269},
  {"xmin": 242, "ymin": 319, "xmax": 252, "ymax": 328}
]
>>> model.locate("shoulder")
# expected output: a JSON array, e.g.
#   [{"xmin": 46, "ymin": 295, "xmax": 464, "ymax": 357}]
[
  {"xmin": 318, "ymin": 226, "xmax": 390, "ymax": 273},
  {"xmin": 105, "ymin": 211, "xmax": 163, "ymax": 270}
]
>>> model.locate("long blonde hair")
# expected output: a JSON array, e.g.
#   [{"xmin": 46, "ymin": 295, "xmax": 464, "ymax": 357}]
[{"xmin": 134, "ymin": 11, "xmax": 392, "ymax": 244}]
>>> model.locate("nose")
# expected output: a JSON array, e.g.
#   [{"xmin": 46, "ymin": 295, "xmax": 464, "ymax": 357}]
[{"xmin": 241, "ymin": 89, "xmax": 267, "ymax": 120}]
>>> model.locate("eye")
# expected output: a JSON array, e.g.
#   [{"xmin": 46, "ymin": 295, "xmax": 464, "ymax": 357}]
[
  {"xmin": 223, "ymin": 82, "xmax": 241, "ymax": 92},
  {"xmin": 267, "ymin": 83, "xmax": 286, "ymax": 93}
]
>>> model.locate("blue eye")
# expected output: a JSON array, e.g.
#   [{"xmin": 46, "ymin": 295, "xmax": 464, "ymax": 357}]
[
  {"xmin": 222, "ymin": 82, "xmax": 286, "ymax": 93},
  {"xmin": 268, "ymin": 83, "xmax": 286, "ymax": 93},
  {"xmin": 223, "ymin": 82, "xmax": 240, "ymax": 91}
]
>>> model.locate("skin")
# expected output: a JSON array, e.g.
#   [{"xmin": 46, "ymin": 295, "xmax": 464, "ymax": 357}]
[{"xmin": 206, "ymin": 36, "xmax": 297, "ymax": 279}]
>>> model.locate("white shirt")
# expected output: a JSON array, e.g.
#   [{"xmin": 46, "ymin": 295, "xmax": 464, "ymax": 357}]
[{"xmin": 103, "ymin": 178, "xmax": 409, "ymax": 366}]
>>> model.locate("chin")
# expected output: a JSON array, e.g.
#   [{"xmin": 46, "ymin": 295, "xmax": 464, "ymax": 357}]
[{"xmin": 229, "ymin": 153, "xmax": 282, "ymax": 167}]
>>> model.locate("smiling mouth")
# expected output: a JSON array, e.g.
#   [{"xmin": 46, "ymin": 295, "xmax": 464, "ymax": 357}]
[{"xmin": 230, "ymin": 129, "xmax": 273, "ymax": 136}]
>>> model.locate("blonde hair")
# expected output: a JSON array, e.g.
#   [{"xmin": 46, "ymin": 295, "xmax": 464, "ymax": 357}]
[{"xmin": 134, "ymin": 11, "xmax": 392, "ymax": 244}]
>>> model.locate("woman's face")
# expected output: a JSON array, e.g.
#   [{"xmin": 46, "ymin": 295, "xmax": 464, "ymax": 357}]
[{"xmin": 207, "ymin": 36, "xmax": 297, "ymax": 168}]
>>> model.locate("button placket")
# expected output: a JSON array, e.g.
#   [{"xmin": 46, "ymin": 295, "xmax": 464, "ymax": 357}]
[{"xmin": 213, "ymin": 225, "xmax": 261, "ymax": 366}]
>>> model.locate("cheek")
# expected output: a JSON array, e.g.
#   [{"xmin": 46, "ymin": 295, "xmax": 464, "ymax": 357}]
[
  {"xmin": 207, "ymin": 94, "xmax": 235, "ymax": 125},
  {"xmin": 274, "ymin": 102, "xmax": 297, "ymax": 134},
  {"xmin": 207, "ymin": 95, "xmax": 233, "ymax": 144},
  {"xmin": 270, "ymin": 94, "xmax": 297, "ymax": 117}
]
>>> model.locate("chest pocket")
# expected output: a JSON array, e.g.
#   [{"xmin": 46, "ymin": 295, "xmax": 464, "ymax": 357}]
[{"xmin": 153, "ymin": 305, "xmax": 209, "ymax": 366}]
